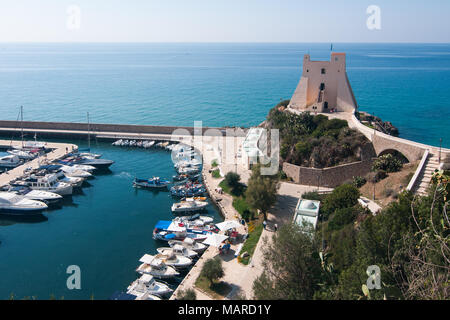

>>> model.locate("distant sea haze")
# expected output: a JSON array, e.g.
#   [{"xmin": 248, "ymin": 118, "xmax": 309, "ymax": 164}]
[{"xmin": 0, "ymin": 43, "xmax": 448, "ymax": 148}]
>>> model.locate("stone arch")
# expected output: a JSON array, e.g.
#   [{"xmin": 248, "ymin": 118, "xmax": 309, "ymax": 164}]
[
  {"xmin": 371, "ymin": 135, "xmax": 425, "ymax": 163},
  {"xmin": 378, "ymin": 149, "xmax": 410, "ymax": 163}
]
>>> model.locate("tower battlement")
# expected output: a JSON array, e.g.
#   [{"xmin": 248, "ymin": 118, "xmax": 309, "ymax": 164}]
[{"xmin": 288, "ymin": 53, "xmax": 357, "ymax": 113}]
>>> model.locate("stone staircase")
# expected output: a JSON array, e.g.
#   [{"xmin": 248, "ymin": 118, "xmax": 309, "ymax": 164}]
[{"xmin": 414, "ymin": 153, "xmax": 440, "ymax": 195}]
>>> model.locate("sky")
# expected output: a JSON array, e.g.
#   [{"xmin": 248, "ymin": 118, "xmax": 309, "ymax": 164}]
[{"xmin": 0, "ymin": 0, "xmax": 449, "ymax": 43}]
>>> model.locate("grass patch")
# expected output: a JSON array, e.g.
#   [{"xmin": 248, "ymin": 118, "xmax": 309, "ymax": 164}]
[
  {"xmin": 211, "ymin": 160, "xmax": 218, "ymax": 168},
  {"xmin": 195, "ymin": 275, "xmax": 232, "ymax": 300},
  {"xmin": 238, "ymin": 217, "xmax": 264, "ymax": 265},
  {"xmin": 212, "ymin": 169, "xmax": 221, "ymax": 178},
  {"xmin": 232, "ymin": 197, "xmax": 251, "ymax": 215}
]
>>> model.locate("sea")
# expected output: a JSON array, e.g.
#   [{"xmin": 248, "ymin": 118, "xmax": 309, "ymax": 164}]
[{"xmin": 0, "ymin": 43, "xmax": 449, "ymax": 299}]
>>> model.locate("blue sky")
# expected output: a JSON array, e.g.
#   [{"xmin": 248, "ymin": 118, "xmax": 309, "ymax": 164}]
[{"xmin": 0, "ymin": 0, "xmax": 449, "ymax": 42}]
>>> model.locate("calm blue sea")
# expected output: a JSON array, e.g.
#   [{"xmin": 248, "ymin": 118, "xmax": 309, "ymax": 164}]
[{"xmin": 0, "ymin": 43, "xmax": 448, "ymax": 147}]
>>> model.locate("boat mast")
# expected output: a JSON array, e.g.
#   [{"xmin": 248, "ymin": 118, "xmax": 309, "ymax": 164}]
[
  {"xmin": 87, "ymin": 112, "xmax": 91, "ymax": 151},
  {"xmin": 20, "ymin": 105, "xmax": 24, "ymax": 148}
]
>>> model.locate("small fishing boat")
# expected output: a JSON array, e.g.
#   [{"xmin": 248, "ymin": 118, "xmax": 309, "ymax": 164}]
[
  {"xmin": 143, "ymin": 141, "xmax": 155, "ymax": 148},
  {"xmin": 157, "ymin": 244, "xmax": 198, "ymax": 259},
  {"xmin": 136, "ymin": 254, "xmax": 180, "ymax": 279},
  {"xmin": 112, "ymin": 139, "xmax": 123, "ymax": 146},
  {"xmin": 171, "ymin": 199, "xmax": 208, "ymax": 213},
  {"xmin": 127, "ymin": 274, "xmax": 173, "ymax": 298},
  {"xmin": 0, "ymin": 155, "xmax": 22, "ymax": 168},
  {"xmin": 133, "ymin": 177, "xmax": 170, "ymax": 189},
  {"xmin": 168, "ymin": 238, "xmax": 207, "ymax": 253},
  {"xmin": 0, "ymin": 192, "xmax": 48, "ymax": 215}
]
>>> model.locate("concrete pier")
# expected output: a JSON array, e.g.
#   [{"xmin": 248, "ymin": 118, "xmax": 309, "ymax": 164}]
[{"xmin": 0, "ymin": 140, "xmax": 77, "ymax": 187}]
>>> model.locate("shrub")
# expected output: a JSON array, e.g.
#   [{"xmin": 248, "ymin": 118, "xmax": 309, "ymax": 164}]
[
  {"xmin": 225, "ymin": 172, "xmax": 241, "ymax": 190},
  {"xmin": 322, "ymin": 184, "xmax": 360, "ymax": 220},
  {"xmin": 211, "ymin": 160, "xmax": 218, "ymax": 168},
  {"xmin": 201, "ymin": 258, "xmax": 224, "ymax": 285},
  {"xmin": 328, "ymin": 207, "xmax": 357, "ymax": 231},
  {"xmin": 301, "ymin": 191, "xmax": 324, "ymax": 201},
  {"xmin": 212, "ymin": 169, "xmax": 221, "ymax": 178},
  {"xmin": 352, "ymin": 176, "xmax": 367, "ymax": 188},
  {"xmin": 372, "ymin": 154, "xmax": 403, "ymax": 173},
  {"xmin": 177, "ymin": 288, "xmax": 197, "ymax": 300}
]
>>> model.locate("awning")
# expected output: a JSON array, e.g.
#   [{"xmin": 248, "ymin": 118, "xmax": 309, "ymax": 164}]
[
  {"xmin": 216, "ymin": 220, "xmax": 242, "ymax": 231},
  {"xmin": 202, "ymin": 233, "xmax": 228, "ymax": 247}
]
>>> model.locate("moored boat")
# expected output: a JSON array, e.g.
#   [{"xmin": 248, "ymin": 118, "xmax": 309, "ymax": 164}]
[
  {"xmin": 0, "ymin": 192, "xmax": 47, "ymax": 215},
  {"xmin": 133, "ymin": 177, "xmax": 170, "ymax": 189},
  {"xmin": 136, "ymin": 254, "xmax": 180, "ymax": 279}
]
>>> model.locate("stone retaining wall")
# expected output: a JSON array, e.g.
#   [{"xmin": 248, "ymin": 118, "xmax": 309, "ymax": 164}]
[{"xmin": 283, "ymin": 159, "xmax": 374, "ymax": 188}]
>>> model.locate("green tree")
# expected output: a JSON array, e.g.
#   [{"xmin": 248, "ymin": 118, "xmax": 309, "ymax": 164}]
[
  {"xmin": 253, "ymin": 223, "xmax": 323, "ymax": 299},
  {"xmin": 245, "ymin": 165, "xmax": 278, "ymax": 220},
  {"xmin": 321, "ymin": 184, "xmax": 360, "ymax": 219},
  {"xmin": 224, "ymin": 172, "xmax": 241, "ymax": 191},
  {"xmin": 372, "ymin": 154, "xmax": 403, "ymax": 173},
  {"xmin": 177, "ymin": 288, "xmax": 197, "ymax": 300},
  {"xmin": 201, "ymin": 257, "xmax": 224, "ymax": 286}
]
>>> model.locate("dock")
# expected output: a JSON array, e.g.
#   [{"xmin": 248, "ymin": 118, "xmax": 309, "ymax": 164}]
[{"xmin": 0, "ymin": 140, "xmax": 78, "ymax": 187}]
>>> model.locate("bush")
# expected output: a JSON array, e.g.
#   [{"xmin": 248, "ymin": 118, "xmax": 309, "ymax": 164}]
[
  {"xmin": 372, "ymin": 154, "xmax": 403, "ymax": 173},
  {"xmin": 322, "ymin": 184, "xmax": 360, "ymax": 220},
  {"xmin": 212, "ymin": 169, "xmax": 221, "ymax": 178},
  {"xmin": 302, "ymin": 191, "xmax": 324, "ymax": 201},
  {"xmin": 211, "ymin": 160, "xmax": 218, "ymax": 168},
  {"xmin": 352, "ymin": 176, "xmax": 367, "ymax": 188},
  {"xmin": 177, "ymin": 288, "xmax": 197, "ymax": 300},
  {"xmin": 225, "ymin": 172, "xmax": 241, "ymax": 190},
  {"xmin": 328, "ymin": 207, "xmax": 357, "ymax": 231},
  {"xmin": 201, "ymin": 258, "xmax": 224, "ymax": 285}
]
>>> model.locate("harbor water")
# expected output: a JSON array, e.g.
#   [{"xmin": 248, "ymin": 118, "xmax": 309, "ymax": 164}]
[{"xmin": 0, "ymin": 139, "xmax": 223, "ymax": 299}]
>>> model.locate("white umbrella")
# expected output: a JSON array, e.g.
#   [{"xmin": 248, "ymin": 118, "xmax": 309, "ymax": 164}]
[
  {"xmin": 215, "ymin": 220, "xmax": 242, "ymax": 231},
  {"xmin": 202, "ymin": 233, "xmax": 228, "ymax": 247}
]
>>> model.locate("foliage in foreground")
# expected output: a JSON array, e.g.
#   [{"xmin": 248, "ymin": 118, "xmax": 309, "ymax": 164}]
[
  {"xmin": 176, "ymin": 288, "xmax": 197, "ymax": 300},
  {"xmin": 253, "ymin": 171, "xmax": 450, "ymax": 300},
  {"xmin": 201, "ymin": 257, "xmax": 224, "ymax": 285}
]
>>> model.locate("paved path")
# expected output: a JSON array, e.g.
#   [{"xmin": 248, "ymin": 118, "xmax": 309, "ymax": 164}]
[{"xmin": 0, "ymin": 140, "xmax": 77, "ymax": 187}]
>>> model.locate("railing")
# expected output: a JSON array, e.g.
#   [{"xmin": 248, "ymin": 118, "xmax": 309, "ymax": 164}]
[{"xmin": 407, "ymin": 149, "xmax": 429, "ymax": 192}]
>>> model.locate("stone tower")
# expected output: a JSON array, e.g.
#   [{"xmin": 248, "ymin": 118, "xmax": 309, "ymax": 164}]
[{"xmin": 288, "ymin": 53, "xmax": 358, "ymax": 113}]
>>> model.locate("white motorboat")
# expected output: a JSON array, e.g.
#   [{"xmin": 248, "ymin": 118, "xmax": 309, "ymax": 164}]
[
  {"xmin": 7, "ymin": 149, "xmax": 37, "ymax": 160},
  {"xmin": 175, "ymin": 214, "xmax": 214, "ymax": 225},
  {"xmin": 7, "ymin": 186, "xmax": 62, "ymax": 203},
  {"xmin": 112, "ymin": 139, "xmax": 123, "ymax": 146},
  {"xmin": 127, "ymin": 274, "xmax": 173, "ymax": 298},
  {"xmin": 60, "ymin": 165, "xmax": 92, "ymax": 178},
  {"xmin": 136, "ymin": 254, "xmax": 180, "ymax": 279},
  {"xmin": 157, "ymin": 244, "xmax": 198, "ymax": 259},
  {"xmin": 66, "ymin": 164, "xmax": 96, "ymax": 173},
  {"xmin": 171, "ymin": 200, "xmax": 208, "ymax": 213},
  {"xmin": 13, "ymin": 174, "xmax": 73, "ymax": 196},
  {"xmin": 154, "ymin": 252, "xmax": 192, "ymax": 269},
  {"xmin": 77, "ymin": 152, "xmax": 102, "ymax": 159},
  {"xmin": 168, "ymin": 238, "xmax": 207, "ymax": 253},
  {"xmin": 0, "ymin": 192, "xmax": 47, "ymax": 215},
  {"xmin": 52, "ymin": 171, "xmax": 85, "ymax": 188},
  {"xmin": 0, "ymin": 155, "xmax": 22, "ymax": 168}
]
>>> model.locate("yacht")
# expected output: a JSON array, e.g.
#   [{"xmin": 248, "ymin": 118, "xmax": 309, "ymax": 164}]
[
  {"xmin": 62, "ymin": 156, "xmax": 114, "ymax": 169},
  {"xmin": 168, "ymin": 238, "xmax": 207, "ymax": 253},
  {"xmin": 175, "ymin": 214, "xmax": 214, "ymax": 224},
  {"xmin": 157, "ymin": 244, "xmax": 198, "ymax": 259},
  {"xmin": 6, "ymin": 186, "xmax": 62, "ymax": 204},
  {"xmin": 127, "ymin": 274, "xmax": 173, "ymax": 298},
  {"xmin": 0, "ymin": 155, "xmax": 22, "ymax": 168},
  {"xmin": 0, "ymin": 192, "xmax": 47, "ymax": 215},
  {"xmin": 136, "ymin": 254, "xmax": 180, "ymax": 279},
  {"xmin": 60, "ymin": 165, "xmax": 92, "ymax": 178},
  {"xmin": 7, "ymin": 149, "xmax": 37, "ymax": 160},
  {"xmin": 37, "ymin": 166, "xmax": 85, "ymax": 187},
  {"xmin": 12, "ymin": 174, "xmax": 73, "ymax": 196},
  {"xmin": 171, "ymin": 199, "xmax": 208, "ymax": 213}
]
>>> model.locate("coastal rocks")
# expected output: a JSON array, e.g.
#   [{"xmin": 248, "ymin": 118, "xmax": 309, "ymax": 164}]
[{"xmin": 359, "ymin": 112, "xmax": 399, "ymax": 137}]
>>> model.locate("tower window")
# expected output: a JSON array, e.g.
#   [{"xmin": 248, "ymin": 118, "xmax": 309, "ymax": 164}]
[{"xmin": 321, "ymin": 68, "xmax": 326, "ymax": 74}]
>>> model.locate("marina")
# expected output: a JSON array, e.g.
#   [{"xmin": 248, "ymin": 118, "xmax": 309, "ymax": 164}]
[{"xmin": 0, "ymin": 138, "xmax": 225, "ymax": 299}]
